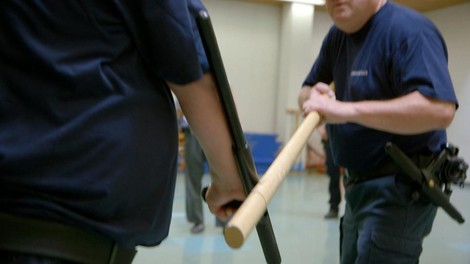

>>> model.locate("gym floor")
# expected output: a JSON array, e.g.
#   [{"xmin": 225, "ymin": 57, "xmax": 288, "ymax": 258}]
[{"xmin": 134, "ymin": 172, "xmax": 470, "ymax": 264}]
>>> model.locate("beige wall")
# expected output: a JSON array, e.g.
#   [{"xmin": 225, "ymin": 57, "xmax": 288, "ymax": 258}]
[{"xmin": 202, "ymin": 0, "xmax": 282, "ymax": 133}]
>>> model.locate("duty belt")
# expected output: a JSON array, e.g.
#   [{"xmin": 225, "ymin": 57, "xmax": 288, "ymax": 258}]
[
  {"xmin": 345, "ymin": 161, "xmax": 401, "ymax": 184},
  {"xmin": 345, "ymin": 155, "xmax": 434, "ymax": 184},
  {"xmin": 0, "ymin": 212, "xmax": 136, "ymax": 264}
]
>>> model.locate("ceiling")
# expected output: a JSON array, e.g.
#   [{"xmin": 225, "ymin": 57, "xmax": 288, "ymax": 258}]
[{"xmin": 241, "ymin": 0, "xmax": 470, "ymax": 12}]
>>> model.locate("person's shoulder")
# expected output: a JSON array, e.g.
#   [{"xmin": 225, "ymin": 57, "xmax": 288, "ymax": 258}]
[{"xmin": 387, "ymin": 2, "xmax": 438, "ymax": 36}]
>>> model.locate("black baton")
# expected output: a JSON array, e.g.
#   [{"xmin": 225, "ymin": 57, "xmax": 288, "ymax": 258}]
[
  {"xmin": 196, "ymin": 10, "xmax": 282, "ymax": 264},
  {"xmin": 385, "ymin": 142, "xmax": 465, "ymax": 224}
]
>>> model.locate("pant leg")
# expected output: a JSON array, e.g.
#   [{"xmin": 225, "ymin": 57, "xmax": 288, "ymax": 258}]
[
  {"xmin": 340, "ymin": 203, "xmax": 358, "ymax": 263},
  {"xmin": 184, "ymin": 130, "xmax": 206, "ymax": 224},
  {"xmin": 341, "ymin": 175, "xmax": 437, "ymax": 264},
  {"xmin": 324, "ymin": 140, "xmax": 341, "ymax": 209}
]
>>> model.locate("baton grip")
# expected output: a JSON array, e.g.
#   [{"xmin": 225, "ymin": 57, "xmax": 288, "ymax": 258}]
[{"xmin": 201, "ymin": 186, "xmax": 243, "ymax": 209}]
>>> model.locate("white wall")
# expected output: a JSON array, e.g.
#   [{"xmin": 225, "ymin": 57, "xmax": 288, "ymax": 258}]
[
  {"xmin": 425, "ymin": 3, "xmax": 470, "ymax": 169},
  {"xmin": 276, "ymin": 3, "xmax": 317, "ymax": 142},
  {"xmin": 202, "ymin": 0, "xmax": 282, "ymax": 133}
]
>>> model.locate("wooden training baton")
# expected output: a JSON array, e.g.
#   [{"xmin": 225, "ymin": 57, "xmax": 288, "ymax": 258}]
[{"xmin": 224, "ymin": 112, "xmax": 322, "ymax": 248}]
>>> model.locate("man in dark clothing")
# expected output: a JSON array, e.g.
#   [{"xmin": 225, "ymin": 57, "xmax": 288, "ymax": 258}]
[{"xmin": 299, "ymin": 0, "xmax": 458, "ymax": 263}]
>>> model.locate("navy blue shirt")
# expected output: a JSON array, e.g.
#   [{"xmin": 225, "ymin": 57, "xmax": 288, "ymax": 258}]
[
  {"xmin": 0, "ymin": 0, "xmax": 208, "ymax": 247},
  {"xmin": 303, "ymin": 2, "xmax": 458, "ymax": 171}
]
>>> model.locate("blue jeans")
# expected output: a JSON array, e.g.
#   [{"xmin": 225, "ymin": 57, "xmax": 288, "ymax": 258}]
[{"xmin": 340, "ymin": 175, "xmax": 437, "ymax": 264}]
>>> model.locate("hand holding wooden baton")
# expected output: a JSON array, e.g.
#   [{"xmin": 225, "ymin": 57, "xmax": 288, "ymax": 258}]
[
  {"xmin": 201, "ymin": 186, "xmax": 242, "ymax": 219},
  {"xmin": 198, "ymin": 7, "xmax": 330, "ymax": 259}
]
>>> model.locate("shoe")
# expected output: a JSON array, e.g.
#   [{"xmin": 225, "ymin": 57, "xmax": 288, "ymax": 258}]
[
  {"xmin": 190, "ymin": 223, "xmax": 205, "ymax": 234},
  {"xmin": 324, "ymin": 209, "xmax": 339, "ymax": 219}
]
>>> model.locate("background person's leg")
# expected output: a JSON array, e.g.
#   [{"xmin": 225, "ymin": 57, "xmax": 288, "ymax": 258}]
[
  {"xmin": 184, "ymin": 130, "xmax": 206, "ymax": 233},
  {"xmin": 324, "ymin": 140, "xmax": 342, "ymax": 218}
]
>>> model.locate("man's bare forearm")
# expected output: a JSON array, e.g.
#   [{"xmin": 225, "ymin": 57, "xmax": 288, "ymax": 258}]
[
  {"xmin": 168, "ymin": 74, "xmax": 244, "ymax": 200},
  {"xmin": 300, "ymin": 85, "xmax": 456, "ymax": 135}
]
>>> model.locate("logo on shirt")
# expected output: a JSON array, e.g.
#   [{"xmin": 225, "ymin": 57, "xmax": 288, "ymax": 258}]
[{"xmin": 350, "ymin": 70, "xmax": 368, "ymax": 77}]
